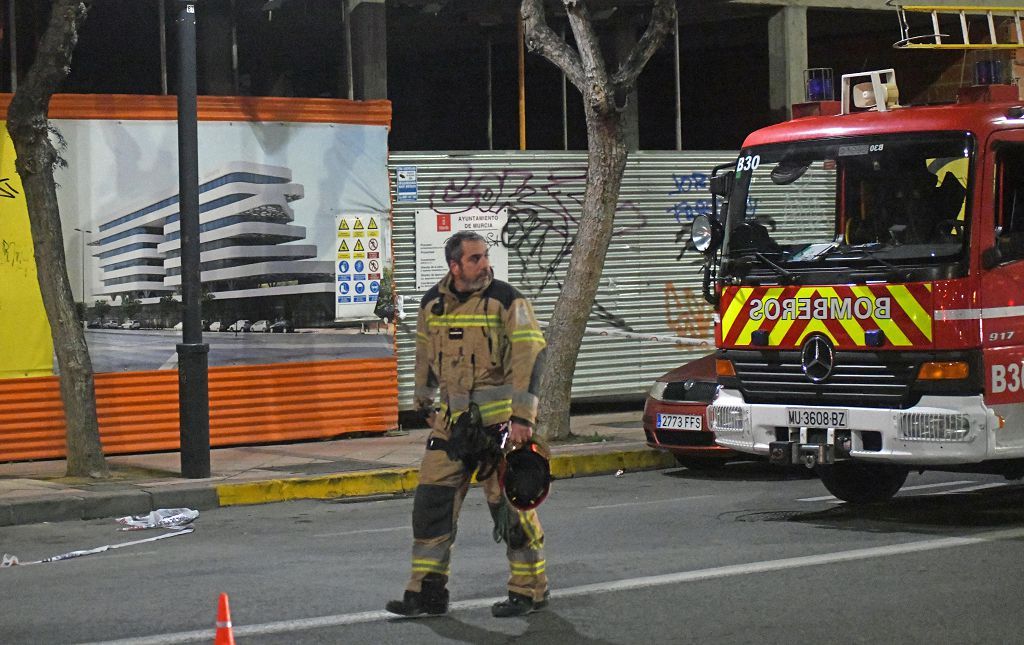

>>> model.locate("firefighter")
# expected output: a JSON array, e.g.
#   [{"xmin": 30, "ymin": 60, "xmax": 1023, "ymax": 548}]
[{"xmin": 385, "ymin": 230, "xmax": 549, "ymax": 618}]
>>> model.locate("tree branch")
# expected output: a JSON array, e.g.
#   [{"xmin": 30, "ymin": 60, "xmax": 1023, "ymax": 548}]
[
  {"xmin": 9, "ymin": 1, "xmax": 87, "ymax": 128},
  {"xmin": 610, "ymin": 0, "xmax": 676, "ymax": 93},
  {"xmin": 521, "ymin": 0, "xmax": 585, "ymax": 92},
  {"xmin": 565, "ymin": 0, "xmax": 613, "ymax": 113}
]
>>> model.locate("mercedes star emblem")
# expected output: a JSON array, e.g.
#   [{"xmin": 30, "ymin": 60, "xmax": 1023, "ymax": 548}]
[{"xmin": 800, "ymin": 336, "xmax": 835, "ymax": 383}]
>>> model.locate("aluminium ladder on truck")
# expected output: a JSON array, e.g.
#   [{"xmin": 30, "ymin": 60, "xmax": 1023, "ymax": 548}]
[{"xmin": 892, "ymin": 4, "xmax": 1024, "ymax": 49}]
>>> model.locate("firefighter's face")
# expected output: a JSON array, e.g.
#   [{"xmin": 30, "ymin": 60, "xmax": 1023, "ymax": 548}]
[{"xmin": 450, "ymin": 239, "xmax": 491, "ymax": 291}]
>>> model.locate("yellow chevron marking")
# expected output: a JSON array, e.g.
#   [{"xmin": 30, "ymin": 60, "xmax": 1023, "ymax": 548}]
[
  {"xmin": 736, "ymin": 287, "xmax": 784, "ymax": 345},
  {"xmin": 721, "ymin": 288, "xmax": 753, "ymax": 339},
  {"xmin": 794, "ymin": 317, "xmax": 838, "ymax": 345},
  {"xmin": 769, "ymin": 286, "xmax": 814, "ymax": 345},
  {"xmin": 850, "ymin": 285, "xmax": 910, "ymax": 346},
  {"xmin": 890, "ymin": 284, "xmax": 932, "ymax": 340},
  {"xmin": 818, "ymin": 286, "xmax": 866, "ymax": 346}
]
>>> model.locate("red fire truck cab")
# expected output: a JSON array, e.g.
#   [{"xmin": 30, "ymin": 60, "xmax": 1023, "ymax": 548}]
[{"xmin": 691, "ymin": 70, "xmax": 1024, "ymax": 503}]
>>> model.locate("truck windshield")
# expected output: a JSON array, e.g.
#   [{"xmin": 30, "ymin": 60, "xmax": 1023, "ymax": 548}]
[{"xmin": 724, "ymin": 133, "xmax": 973, "ymax": 283}]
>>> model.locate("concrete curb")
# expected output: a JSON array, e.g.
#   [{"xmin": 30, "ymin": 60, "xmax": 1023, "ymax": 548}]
[
  {"xmin": 0, "ymin": 448, "xmax": 676, "ymax": 526},
  {"xmin": 216, "ymin": 448, "xmax": 677, "ymax": 507}
]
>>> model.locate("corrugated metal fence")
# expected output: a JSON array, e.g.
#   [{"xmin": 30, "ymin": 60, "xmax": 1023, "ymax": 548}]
[{"xmin": 389, "ymin": 151, "xmax": 737, "ymax": 408}]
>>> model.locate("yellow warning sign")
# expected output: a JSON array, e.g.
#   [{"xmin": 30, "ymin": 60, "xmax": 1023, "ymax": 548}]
[
  {"xmin": 368, "ymin": 218, "xmax": 378, "ymax": 230},
  {"xmin": 353, "ymin": 219, "xmax": 364, "ymax": 231},
  {"xmin": 354, "ymin": 239, "xmax": 364, "ymax": 251},
  {"xmin": 338, "ymin": 240, "xmax": 349, "ymax": 252},
  {"xmin": 338, "ymin": 220, "xmax": 349, "ymax": 231}
]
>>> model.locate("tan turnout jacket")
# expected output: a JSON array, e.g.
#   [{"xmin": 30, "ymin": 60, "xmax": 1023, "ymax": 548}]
[{"xmin": 414, "ymin": 272, "xmax": 546, "ymax": 428}]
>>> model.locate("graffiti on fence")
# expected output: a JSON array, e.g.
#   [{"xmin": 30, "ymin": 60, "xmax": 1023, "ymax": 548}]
[
  {"xmin": 428, "ymin": 165, "xmax": 647, "ymax": 332},
  {"xmin": 667, "ymin": 172, "xmax": 711, "ymax": 224},
  {"xmin": 663, "ymin": 281, "xmax": 713, "ymax": 349}
]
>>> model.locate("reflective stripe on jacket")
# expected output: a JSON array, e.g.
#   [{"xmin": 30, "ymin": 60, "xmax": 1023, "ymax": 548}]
[{"xmin": 414, "ymin": 272, "xmax": 546, "ymax": 427}]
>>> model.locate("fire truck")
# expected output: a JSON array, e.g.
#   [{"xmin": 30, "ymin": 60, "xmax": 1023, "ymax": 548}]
[{"xmin": 690, "ymin": 66, "xmax": 1024, "ymax": 503}]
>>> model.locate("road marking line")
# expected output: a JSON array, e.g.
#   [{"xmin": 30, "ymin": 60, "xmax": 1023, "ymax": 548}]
[
  {"xmin": 798, "ymin": 480, "xmax": 977, "ymax": 502},
  {"xmin": 312, "ymin": 526, "xmax": 408, "ymax": 538},
  {"xmin": 925, "ymin": 482, "xmax": 1009, "ymax": 495},
  {"xmin": 586, "ymin": 495, "xmax": 715, "ymax": 510},
  {"xmin": 75, "ymin": 525, "xmax": 1024, "ymax": 645}
]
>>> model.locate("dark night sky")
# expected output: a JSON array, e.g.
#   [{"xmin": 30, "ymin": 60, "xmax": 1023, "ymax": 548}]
[{"xmin": 0, "ymin": 1, "xmax": 962, "ymax": 151}]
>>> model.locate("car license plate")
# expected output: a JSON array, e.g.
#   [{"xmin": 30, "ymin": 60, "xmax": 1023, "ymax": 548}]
[
  {"xmin": 657, "ymin": 414, "xmax": 703, "ymax": 430},
  {"xmin": 786, "ymin": 408, "xmax": 848, "ymax": 429}
]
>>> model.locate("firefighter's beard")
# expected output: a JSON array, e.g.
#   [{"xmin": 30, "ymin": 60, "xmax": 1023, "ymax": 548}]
[{"xmin": 461, "ymin": 267, "xmax": 492, "ymax": 292}]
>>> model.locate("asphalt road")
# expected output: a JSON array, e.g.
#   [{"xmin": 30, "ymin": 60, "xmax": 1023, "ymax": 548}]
[
  {"xmin": 83, "ymin": 329, "xmax": 394, "ymax": 372},
  {"xmin": 2, "ymin": 464, "xmax": 1023, "ymax": 644}
]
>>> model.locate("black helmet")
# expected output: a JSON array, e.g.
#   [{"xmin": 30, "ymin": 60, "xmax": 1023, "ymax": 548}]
[{"xmin": 501, "ymin": 442, "xmax": 551, "ymax": 511}]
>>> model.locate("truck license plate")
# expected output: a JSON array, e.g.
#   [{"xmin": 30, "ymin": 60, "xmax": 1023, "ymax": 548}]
[
  {"xmin": 657, "ymin": 414, "xmax": 703, "ymax": 430},
  {"xmin": 786, "ymin": 408, "xmax": 848, "ymax": 429}
]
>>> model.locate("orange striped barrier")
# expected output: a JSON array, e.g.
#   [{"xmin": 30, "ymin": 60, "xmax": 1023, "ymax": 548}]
[{"xmin": 0, "ymin": 358, "xmax": 398, "ymax": 462}]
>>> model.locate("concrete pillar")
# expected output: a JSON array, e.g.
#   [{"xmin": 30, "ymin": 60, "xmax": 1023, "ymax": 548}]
[
  {"xmin": 768, "ymin": 6, "xmax": 808, "ymax": 122},
  {"xmin": 348, "ymin": 0, "xmax": 387, "ymax": 100},
  {"xmin": 613, "ymin": 19, "xmax": 640, "ymax": 152},
  {"xmin": 197, "ymin": 0, "xmax": 236, "ymax": 95}
]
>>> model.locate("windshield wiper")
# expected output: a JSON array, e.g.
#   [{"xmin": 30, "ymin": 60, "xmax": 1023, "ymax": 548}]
[
  {"xmin": 818, "ymin": 243, "xmax": 913, "ymax": 280},
  {"xmin": 728, "ymin": 249, "xmax": 796, "ymax": 282}
]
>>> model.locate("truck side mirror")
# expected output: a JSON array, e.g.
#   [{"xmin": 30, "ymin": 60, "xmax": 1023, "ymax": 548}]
[
  {"xmin": 982, "ymin": 245, "xmax": 1003, "ymax": 270},
  {"xmin": 709, "ymin": 170, "xmax": 734, "ymax": 197}
]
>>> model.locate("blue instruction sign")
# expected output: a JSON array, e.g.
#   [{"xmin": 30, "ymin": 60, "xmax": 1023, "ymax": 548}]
[{"xmin": 396, "ymin": 166, "xmax": 418, "ymax": 202}]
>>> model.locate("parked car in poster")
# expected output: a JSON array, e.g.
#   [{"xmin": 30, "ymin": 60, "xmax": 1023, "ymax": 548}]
[
  {"xmin": 227, "ymin": 319, "xmax": 251, "ymax": 332},
  {"xmin": 270, "ymin": 319, "xmax": 294, "ymax": 333},
  {"xmin": 250, "ymin": 320, "xmax": 270, "ymax": 333}
]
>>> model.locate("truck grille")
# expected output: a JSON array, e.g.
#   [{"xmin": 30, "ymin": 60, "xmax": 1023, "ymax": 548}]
[{"xmin": 724, "ymin": 350, "xmax": 919, "ymax": 409}]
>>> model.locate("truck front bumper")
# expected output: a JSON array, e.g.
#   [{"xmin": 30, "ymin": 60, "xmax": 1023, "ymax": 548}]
[{"xmin": 709, "ymin": 389, "xmax": 998, "ymax": 466}]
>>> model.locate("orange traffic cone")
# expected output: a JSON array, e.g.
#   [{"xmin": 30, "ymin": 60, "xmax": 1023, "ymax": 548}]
[{"xmin": 215, "ymin": 592, "xmax": 236, "ymax": 645}]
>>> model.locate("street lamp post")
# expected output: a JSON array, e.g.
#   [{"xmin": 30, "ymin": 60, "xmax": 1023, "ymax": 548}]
[
  {"xmin": 175, "ymin": 0, "xmax": 211, "ymax": 479},
  {"xmin": 73, "ymin": 227, "xmax": 91, "ymax": 303}
]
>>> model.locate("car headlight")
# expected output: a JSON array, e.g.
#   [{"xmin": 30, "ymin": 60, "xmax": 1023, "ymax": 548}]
[{"xmin": 648, "ymin": 381, "xmax": 668, "ymax": 401}]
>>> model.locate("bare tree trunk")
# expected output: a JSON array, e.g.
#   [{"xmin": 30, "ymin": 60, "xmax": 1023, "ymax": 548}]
[
  {"xmin": 522, "ymin": 0, "xmax": 675, "ymax": 440},
  {"xmin": 7, "ymin": 0, "xmax": 108, "ymax": 478},
  {"xmin": 538, "ymin": 105, "xmax": 628, "ymax": 440}
]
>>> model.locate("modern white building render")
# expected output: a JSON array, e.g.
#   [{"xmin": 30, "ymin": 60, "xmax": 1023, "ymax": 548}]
[{"xmin": 92, "ymin": 161, "xmax": 333, "ymax": 303}]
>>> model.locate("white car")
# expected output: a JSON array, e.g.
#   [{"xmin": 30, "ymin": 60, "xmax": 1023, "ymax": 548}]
[
  {"xmin": 250, "ymin": 319, "xmax": 270, "ymax": 333},
  {"xmin": 173, "ymin": 321, "xmax": 183, "ymax": 331},
  {"xmin": 227, "ymin": 319, "xmax": 251, "ymax": 332},
  {"xmin": 209, "ymin": 321, "xmax": 224, "ymax": 332},
  {"xmin": 121, "ymin": 320, "xmax": 141, "ymax": 330}
]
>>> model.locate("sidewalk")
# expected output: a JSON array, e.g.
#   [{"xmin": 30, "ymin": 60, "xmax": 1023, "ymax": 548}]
[{"xmin": 0, "ymin": 411, "xmax": 674, "ymax": 527}]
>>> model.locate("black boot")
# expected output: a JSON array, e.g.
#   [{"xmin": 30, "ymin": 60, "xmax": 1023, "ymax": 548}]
[
  {"xmin": 491, "ymin": 590, "xmax": 549, "ymax": 618},
  {"xmin": 385, "ymin": 576, "xmax": 449, "ymax": 617}
]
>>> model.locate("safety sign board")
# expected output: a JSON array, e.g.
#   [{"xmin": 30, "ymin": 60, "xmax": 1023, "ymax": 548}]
[{"xmin": 336, "ymin": 213, "xmax": 388, "ymax": 321}]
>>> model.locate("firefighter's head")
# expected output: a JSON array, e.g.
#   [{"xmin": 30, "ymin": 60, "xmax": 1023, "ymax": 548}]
[{"xmin": 446, "ymin": 231, "xmax": 492, "ymax": 292}]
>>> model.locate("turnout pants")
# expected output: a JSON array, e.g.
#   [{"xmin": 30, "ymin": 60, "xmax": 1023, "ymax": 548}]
[{"xmin": 405, "ymin": 434, "xmax": 547, "ymax": 602}]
